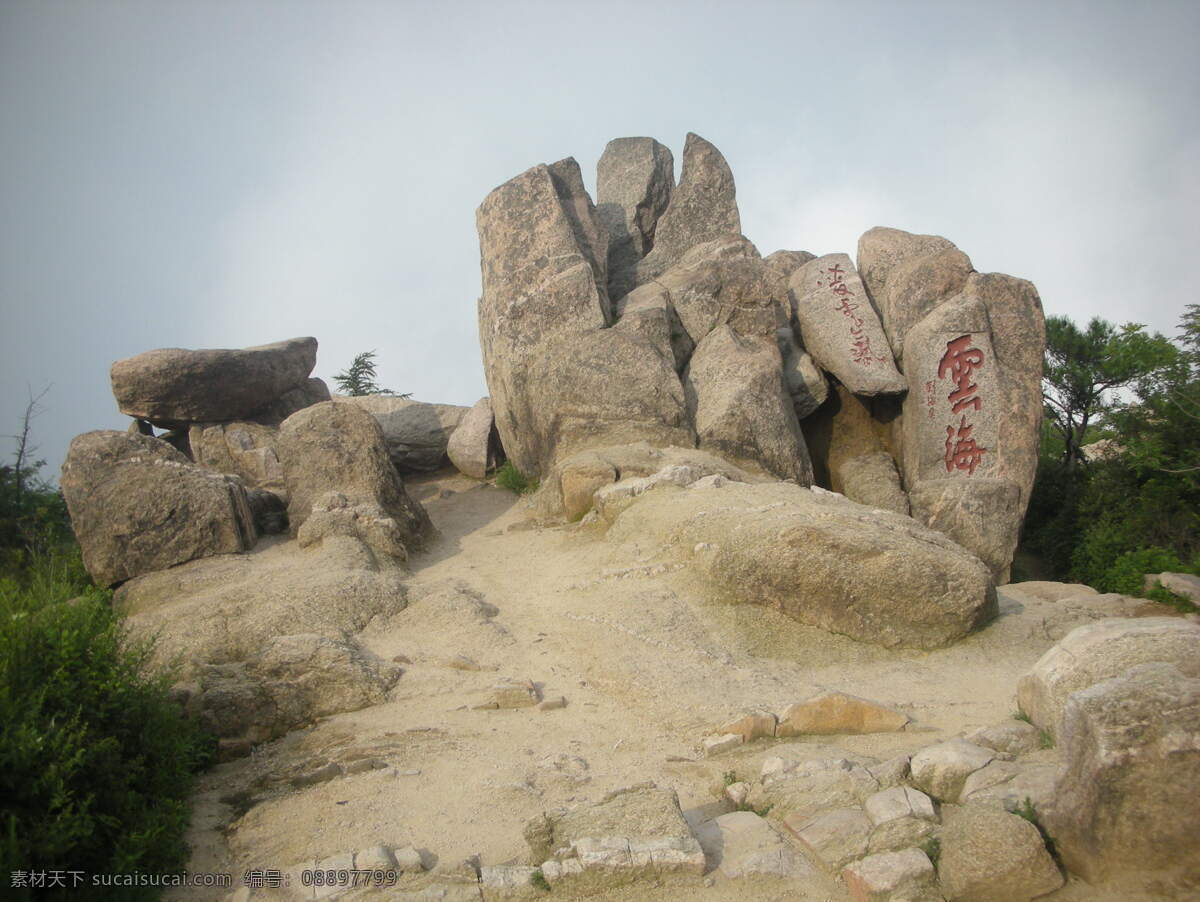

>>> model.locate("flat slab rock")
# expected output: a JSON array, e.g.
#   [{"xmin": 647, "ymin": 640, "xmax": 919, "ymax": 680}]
[
  {"xmin": 694, "ymin": 810, "xmax": 817, "ymax": 880},
  {"xmin": 110, "ymin": 336, "xmax": 318, "ymax": 426}
]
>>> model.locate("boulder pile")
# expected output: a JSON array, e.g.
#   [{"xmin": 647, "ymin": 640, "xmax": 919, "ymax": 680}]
[{"xmin": 476, "ymin": 133, "xmax": 1045, "ymax": 582}]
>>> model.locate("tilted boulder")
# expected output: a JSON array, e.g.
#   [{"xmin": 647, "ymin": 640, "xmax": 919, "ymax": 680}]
[
  {"xmin": 1043, "ymin": 663, "xmax": 1200, "ymax": 883},
  {"xmin": 596, "ymin": 137, "xmax": 674, "ymax": 298},
  {"xmin": 446, "ymin": 396, "xmax": 502, "ymax": 479},
  {"xmin": 777, "ymin": 327, "xmax": 829, "ymax": 420},
  {"xmin": 340, "ymin": 395, "xmax": 469, "ymax": 472},
  {"xmin": 61, "ymin": 431, "xmax": 257, "ymax": 587},
  {"xmin": 1016, "ymin": 617, "xmax": 1200, "ymax": 738},
  {"xmin": 790, "ymin": 253, "xmax": 905, "ymax": 396},
  {"xmin": 763, "ymin": 248, "xmax": 816, "ymax": 282},
  {"xmin": 856, "ymin": 227, "xmax": 973, "ymax": 361},
  {"xmin": 277, "ymin": 401, "xmax": 431, "ymax": 558},
  {"xmin": 606, "ymin": 480, "xmax": 996, "ymax": 649},
  {"xmin": 110, "ymin": 336, "xmax": 318, "ymax": 427},
  {"xmin": 619, "ymin": 132, "xmax": 740, "ymax": 292},
  {"xmin": 684, "ymin": 325, "xmax": 814, "ymax": 483},
  {"xmin": 250, "ymin": 376, "xmax": 332, "ymax": 426}
]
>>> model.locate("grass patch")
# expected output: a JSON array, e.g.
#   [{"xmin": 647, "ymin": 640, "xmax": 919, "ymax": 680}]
[
  {"xmin": 920, "ymin": 836, "xmax": 941, "ymax": 867},
  {"xmin": 1, "ymin": 542, "xmax": 214, "ymax": 899},
  {"xmin": 529, "ymin": 867, "xmax": 550, "ymax": 892},
  {"xmin": 495, "ymin": 461, "xmax": 539, "ymax": 495},
  {"xmin": 1014, "ymin": 797, "xmax": 1061, "ymax": 865},
  {"xmin": 722, "ymin": 770, "xmax": 739, "ymax": 787},
  {"xmin": 1013, "ymin": 711, "xmax": 1032, "ymax": 724},
  {"xmin": 1146, "ymin": 584, "xmax": 1199, "ymax": 614}
]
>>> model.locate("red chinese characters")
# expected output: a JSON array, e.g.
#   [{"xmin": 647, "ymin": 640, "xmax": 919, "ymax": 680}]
[
  {"xmin": 817, "ymin": 264, "xmax": 887, "ymax": 366},
  {"xmin": 938, "ymin": 334, "xmax": 988, "ymax": 475}
]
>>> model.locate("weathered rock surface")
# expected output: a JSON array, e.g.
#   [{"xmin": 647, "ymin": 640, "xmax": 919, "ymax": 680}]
[
  {"xmin": 61, "ymin": 431, "xmax": 257, "ymax": 586},
  {"xmin": 909, "ymin": 477, "xmax": 1021, "ymax": 583},
  {"xmin": 790, "ymin": 254, "xmax": 905, "ymax": 395},
  {"xmin": 251, "ymin": 376, "xmax": 332, "ymax": 426},
  {"xmin": 188, "ymin": 421, "xmax": 286, "ymax": 496},
  {"xmin": 694, "ymin": 810, "xmax": 815, "ymax": 879},
  {"xmin": 839, "ymin": 452, "xmax": 910, "ymax": 516},
  {"xmin": 777, "ymin": 327, "xmax": 829, "ymax": 419},
  {"xmin": 938, "ymin": 804, "xmax": 1063, "ymax": 901},
  {"xmin": 1043, "ymin": 663, "xmax": 1200, "ymax": 883},
  {"xmin": 751, "ymin": 756, "xmax": 879, "ymax": 821},
  {"xmin": 277, "ymin": 401, "xmax": 431, "ymax": 557},
  {"xmin": 785, "ymin": 807, "xmax": 873, "ymax": 872},
  {"xmin": 801, "ymin": 382, "xmax": 899, "ymax": 494},
  {"xmin": 196, "ymin": 633, "xmax": 401, "ymax": 743},
  {"xmin": 525, "ymin": 784, "xmax": 705, "ymax": 888},
  {"xmin": 1016, "ymin": 617, "xmax": 1200, "ymax": 737},
  {"xmin": 962, "ymin": 720, "xmax": 1044, "ymax": 758},
  {"xmin": 625, "ymin": 133, "xmax": 740, "ymax": 290},
  {"xmin": 596, "ymin": 137, "xmax": 674, "ymax": 296},
  {"xmin": 446, "ymin": 396, "xmax": 501, "ymax": 479},
  {"xmin": 340, "ymin": 396, "xmax": 469, "ymax": 472},
  {"xmin": 763, "ymin": 249, "xmax": 816, "ymax": 282},
  {"xmin": 110, "ymin": 337, "xmax": 318, "ymax": 426},
  {"xmin": 776, "ymin": 691, "xmax": 909, "ymax": 736},
  {"xmin": 842, "ymin": 848, "xmax": 940, "ymax": 902},
  {"xmin": 547, "ymin": 442, "xmax": 756, "ymax": 520},
  {"xmin": 684, "ymin": 325, "xmax": 813, "ymax": 483},
  {"xmin": 606, "ymin": 480, "xmax": 997, "ymax": 649}
]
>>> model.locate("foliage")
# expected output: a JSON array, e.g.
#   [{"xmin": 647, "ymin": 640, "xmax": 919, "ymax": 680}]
[
  {"xmin": 0, "ymin": 544, "xmax": 214, "ymax": 900},
  {"xmin": 1024, "ymin": 309, "xmax": 1200, "ymax": 600},
  {"xmin": 529, "ymin": 868, "xmax": 550, "ymax": 892},
  {"xmin": 920, "ymin": 836, "xmax": 941, "ymax": 868},
  {"xmin": 495, "ymin": 461, "xmax": 539, "ymax": 495},
  {"xmin": 1041, "ymin": 316, "xmax": 1174, "ymax": 468},
  {"xmin": 332, "ymin": 350, "xmax": 410, "ymax": 398},
  {"xmin": 1, "ymin": 388, "xmax": 73, "ymax": 569}
]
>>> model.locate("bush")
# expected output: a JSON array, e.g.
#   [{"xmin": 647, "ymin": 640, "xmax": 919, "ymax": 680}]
[
  {"xmin": 495, "ymin": 461, "xmax": 539, "ymax": 495},
  {"xmin": 0, "ymin": 544, "xmax": 213, "ymax": 900},
  {"xmin": 1097, "ymin": 546, "xmax": 1189, "ymax": 596}
]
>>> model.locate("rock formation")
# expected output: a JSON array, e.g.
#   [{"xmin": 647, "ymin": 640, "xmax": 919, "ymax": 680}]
[{"xmin": 476, "ymin": 132, "xmax": 1045, "ymax": 583}]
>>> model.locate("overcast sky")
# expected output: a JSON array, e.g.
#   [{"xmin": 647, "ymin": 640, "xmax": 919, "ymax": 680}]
[{"xmin": 2, "ymin": 0, "xmax": 1198, "ymax": 478}]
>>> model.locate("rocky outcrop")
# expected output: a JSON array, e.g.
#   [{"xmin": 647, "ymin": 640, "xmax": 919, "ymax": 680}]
[
  {"xmin": 188, "ymin": 421, "xmax": 286, "ymax": 497},
  {"xmin": 277, "ymin": 401, "xmax": 431, "ymax": 559},
  {"xmin": 340, "ymin": 395, "xmax": 469, "ymax": 472},
  {"xmin": 839, "ymin": 452, "xmax": 910, "ymax": 516},
  {"xmin": 446, "ymin": 396, "xmax": 501, "ymax": 479},
  {"xmin": 937, "ymin": 804, "xmax": 1063, "ymax": 901},
  {"xmin": 110, "ymin": 337, "xmax": 319, "ymax": 427},
  {"xmin": 61, "ymin": 431, "xmax": 257, "ymax": 587},
  {"xmin": 1043, "ymin": 663, "xmax": 1200, "ymax": 882},
  {"xmin": 606, "ymin": 478, "xmax": 996, "ymax": 649},
  {"xmin": 1016, "ymin": 617, "xmax": 1200, "ymax": 738}
]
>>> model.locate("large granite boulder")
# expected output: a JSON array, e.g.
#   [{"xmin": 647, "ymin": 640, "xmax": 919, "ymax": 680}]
[
  {"xmin": 937, "ymin": 804, "xmax": 1063, "ymax": 901},
  {"xmin": 790, "ymin": 253, "xmax": 905, "ymax": 396},
  {"xmin": 897, "ymin": 266, "xmax": 1044, "ymax": 583},
  {"xmin": 620, "ymin": 132, "xmax": 740, "ymax": 292},
  {"xmin": 684, "ymin": 325, "xmax": 813, "ymax": 483},
  {"xmin": 1043, "ymin": 663, "xmax": 1200, "ymax": 883},
  {"xmin": 61, "ymin": 431, "xmax": 258, "ymax": 587},
  {"xmin": 276, "ymin": 401, "xmax": 431, "ymax": 559},
  {"xmin": 605, "ymin": 478, "xmax": 996, "ymax": 649},
  {"xmin": 110, "ymin": 337, "xmax": 318, "ymax": 427},
  {"xmin": 1017, "ymin": 617, "xmax": 1200, "ymax": 738},
  {"xmin": 339, "ymin": 395, "xmax": 469, "ymax": 472},
  {"xmin": 839, "ymin": 451, "xmax": 909, "ymax": 516},
  {"xmin": 596, "ymin": 137, "xmax": 674, "ymax": 298}
]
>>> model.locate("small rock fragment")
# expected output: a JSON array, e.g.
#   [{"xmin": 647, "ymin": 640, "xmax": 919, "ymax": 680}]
[{"xmin": 702, "ymin": 733, "xmax": 743, "ymax": 756}]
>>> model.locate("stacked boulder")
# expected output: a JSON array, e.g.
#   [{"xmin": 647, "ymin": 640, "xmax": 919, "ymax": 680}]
[
  {"xmin": 476, "ymin": 133, "xmax": 1045, "ymax": 583},
  {"xmin": 63, "ymin": 337, "xmax": 432, "ymax": 587}
]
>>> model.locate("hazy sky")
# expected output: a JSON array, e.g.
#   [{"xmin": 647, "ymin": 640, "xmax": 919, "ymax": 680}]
[{"xmin": 3, "ymin": 0, "xmax": 1198, "ymax": 478}]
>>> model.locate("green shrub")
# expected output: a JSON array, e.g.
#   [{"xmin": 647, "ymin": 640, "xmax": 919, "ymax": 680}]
[
  {"xmin": 495, "ymin": 461, "xmax": 539, "ymax": 495},
  {"xmin": 1097, "ymin": 546, "xmax": 1188, "ymax": 596},
  {"xmin": 0, "ymin": 544, "xmax": 213, "ymax": 900}
]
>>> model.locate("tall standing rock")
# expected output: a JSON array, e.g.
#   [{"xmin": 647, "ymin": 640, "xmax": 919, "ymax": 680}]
[
  {"xmin": 790, "ymin": 254, "xmax": 906, "ymax": 396},
  {"xmin": 596, "ymin": 137, "xmax": 674, "ymax": 298},
  {"xmin": 621, "ymin": 133, "xmax": 741, "ymax": 292},
  {"xmin": 110, "ymin": 337, "xmax": 319, "ymax": 427},
  {"xmin": 447, "ymin": 397, "xmax": 501, "ymax": 479},
  {"xmin": 61, "ymin": 431, "xmax": 258, "ymax": 587},
  {"xmin": 477, "ymin": 159, "xmax": 612, "ymax": 475}
]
